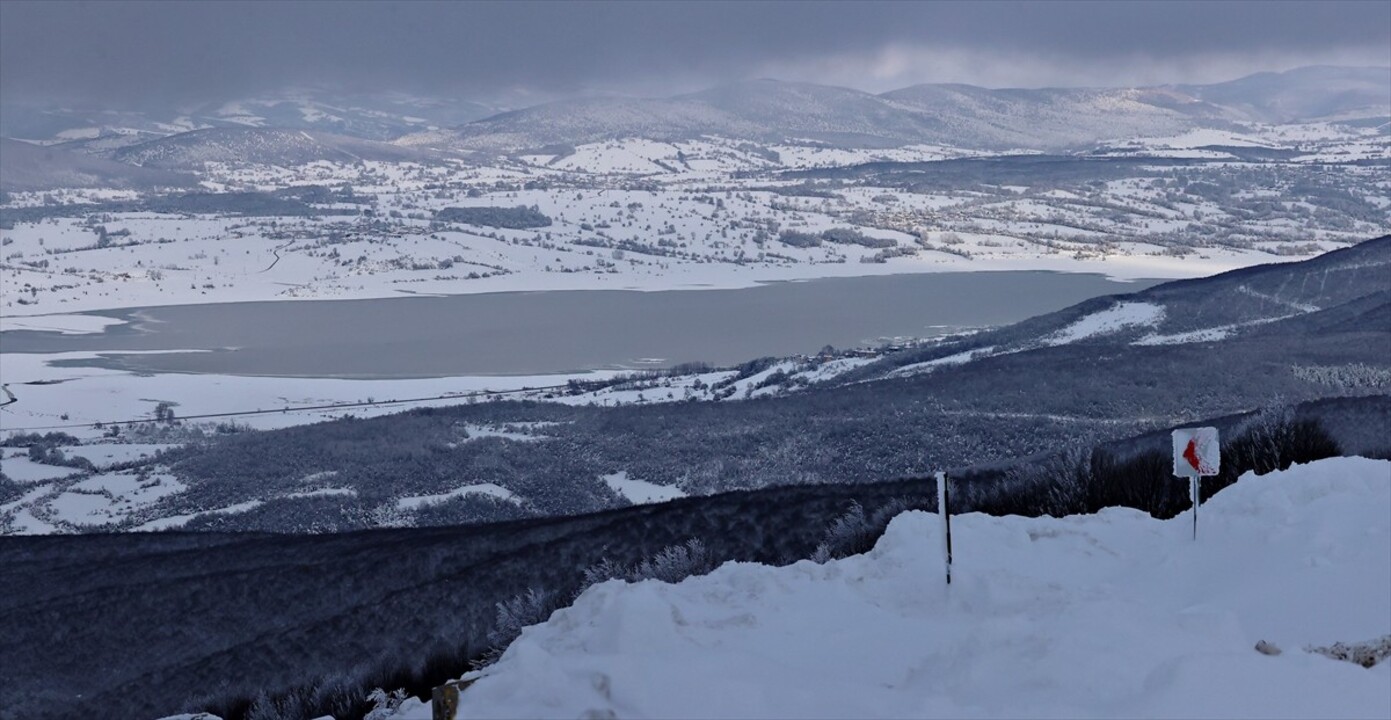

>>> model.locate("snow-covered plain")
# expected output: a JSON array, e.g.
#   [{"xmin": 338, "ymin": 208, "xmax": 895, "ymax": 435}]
[
  {"xmin": 4, "ymin": 120, "xmax": 1385, "ymax": 319},
  {"xmin": 0, "ymin": 350, "xmax": 606, "ymax": 440},
  {"xmin": 396, "ymin": 457, "xmax": 1391, "ymax": 719}
]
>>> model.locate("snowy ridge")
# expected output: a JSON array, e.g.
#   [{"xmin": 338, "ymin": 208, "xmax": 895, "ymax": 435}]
[
  {"xmin": 396, "ymin": 457, "xmax": 1391, "ymax": 719},
  {"xmin": 111, "ymin": 127, "xmax": 432, "ymax": 170},
  {"xmin": 405, "ymin": 68, "xmax": 1389, "ymax": 153},
  {"xmin": 883, "ymin": 346, "xmax": 996, "ymax": 379}
]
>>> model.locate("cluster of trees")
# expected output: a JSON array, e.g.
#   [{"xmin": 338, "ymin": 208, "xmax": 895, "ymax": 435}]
[
  {"xmin": 777, "ymin": 227, "xmax": 897, "ymax": 249},
  {"xmin": 133, "ymin": 314, "xmax": 1386, "ymax": 535},
  {"xmin": 958, "ymin": 402, "xmax": 1348, "ymax": 520},
  {"xmin": 0, "ymin": 460, "xmax": 935, "ymax": 720},
  {"xmin": 0, "ymin": 191, "xmax": 335, "ymax": 227},
  {"xmin": 435, "ymin": 205, "xmax": 552, "ymax": 229}
]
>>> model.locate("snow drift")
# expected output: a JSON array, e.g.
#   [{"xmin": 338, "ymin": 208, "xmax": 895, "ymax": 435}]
[{"xmin": 397, "ymin": 456, "xmax": 1391, "ymax": 719}]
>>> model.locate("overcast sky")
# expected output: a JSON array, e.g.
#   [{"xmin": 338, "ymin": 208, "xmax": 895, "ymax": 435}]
[{"xmin": 2, "ymin": 0, "xmax": 1387, "ymax": 108}]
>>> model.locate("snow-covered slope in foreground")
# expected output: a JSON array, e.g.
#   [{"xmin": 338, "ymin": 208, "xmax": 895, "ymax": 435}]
[{"xmin": 400, "ymin": 457, "xmax": 1391, "ymax": 719}]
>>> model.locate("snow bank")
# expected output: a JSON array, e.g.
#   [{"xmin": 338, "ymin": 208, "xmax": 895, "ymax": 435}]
[
  {"xmin": 398, "ymin": 457, "xmax": 1391, "ymax": 719},
  {"xmin": 0, "ymin": 313, "xmax": 126, "ymax": 335}
]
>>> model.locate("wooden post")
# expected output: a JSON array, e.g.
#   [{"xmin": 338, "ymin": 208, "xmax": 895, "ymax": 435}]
[{"xmin": 432, "ymin": 678, "xmax": 477, "ymax": 720}]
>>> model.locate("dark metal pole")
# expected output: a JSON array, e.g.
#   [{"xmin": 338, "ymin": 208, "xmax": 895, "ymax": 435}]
[
  {"xmin": 945, "ymin": 474, "xmax": 953, "ymax": 584},
  {"xmin": 937, "ymin": 471, "xmax": 952, "ymax": 585},
  {"xmin": 1192, "ymin": 475, "xmax": 1200, "ymax": 540}
]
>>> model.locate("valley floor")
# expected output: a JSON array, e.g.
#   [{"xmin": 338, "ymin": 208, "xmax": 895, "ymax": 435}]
[{"xmin": 394, "ymin": 457, "xmax": 1391, "ymax": 720}]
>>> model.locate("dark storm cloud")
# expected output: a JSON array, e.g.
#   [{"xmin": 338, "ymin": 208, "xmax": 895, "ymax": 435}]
[{"xmin": 2, "ymin": 0, "xmax": 1387, "ymax": 106}]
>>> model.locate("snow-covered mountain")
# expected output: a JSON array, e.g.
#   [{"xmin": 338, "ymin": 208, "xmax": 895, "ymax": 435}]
[
  {"xmin": 184, "ymin": 90, "xmax": 503, "ymax": 140},
  {"xmin": 0, "ymin": 89, "xmax": 504, "ymax": 149},
  {"xmin": 879, "ymin": 84, "xmax": 1230, "ymax": 149},
  {"xmin": 401, "ymin": 80, "xmax": 1206, "ymax": 152},
  {"xmin": 402, "ymin": 66, "xmax": 1391, "ymax": 153},
  {"xmin": 393, "ymin": 456, "xmax": 1391, "ymax": 720},
  {"xmin": 5, "ymin": 67, "xmax": 1383, "ymax": 162}
]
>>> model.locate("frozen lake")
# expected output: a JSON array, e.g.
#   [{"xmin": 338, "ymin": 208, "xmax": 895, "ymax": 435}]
[{"xmin": 3, "ymin": 272, "xmax": 1158, "ymax": 378}]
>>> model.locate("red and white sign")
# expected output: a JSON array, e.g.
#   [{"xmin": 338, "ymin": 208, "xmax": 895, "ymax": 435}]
[{"xmin": 1172, "ymin": 427, "xmax": 1220, "ymax": 477}]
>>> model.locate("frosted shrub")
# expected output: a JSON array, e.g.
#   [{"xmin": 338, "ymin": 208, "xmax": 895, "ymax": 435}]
[
  {"xmin": 1306, "ymin": 634, "xmax": 1391, "ymax": 668},
  {"xmin": 1292, "ymin": 363, "xmax": 1391, "ymax": 390},
  {"xmin": 580, "ymin": 557, "xmax": 631, "ymax": 590},
  {"xmin": 579, "ymin": 539, "xmax": 717, "ymax": 590},
  {"xmin": 487, "ymin": 587, "xmax": 554, "ymax": 648},
  {"xmin": 1235, "ymin": 402, "xmax": 1296, "ymax": 474},
  {"xmin": 244, "ymin": 689, "xmax": 309, "ymax": 720},
  {"xmin": 474, "ymin": 587, "xmax": 557, "ymax": 669},
  {"xmin": 1230, "ymin": 401, "xmax": 1338, "ymax": 478},
  {"xmin": 812, "ymin": 498, "xmax": 914, "ymax": 562},
  {"xmin": 634, "ymin": 538, "xmax": 713, "ymax": 584},
  {"xmin": 1040, "ymin": 445, "xmax": 1095, "ymax": 517},
  {"xmin": 309, "ymin": 672, "xmax": 361, "ymax": 719},
  {"xmin": 364, "ymin": 687, "xmax": 410, "ymax": 720},
  {"xmin": 811, "ymin": 501, "xmax": 868, "ymax": 563}
]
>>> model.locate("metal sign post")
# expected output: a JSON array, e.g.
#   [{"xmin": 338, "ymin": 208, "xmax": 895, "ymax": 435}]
[
  {"xmin": 936, "ymin": 471, "xmax": 952, "ymax": 584},
  {"xmin": 1172, "ymin": 427, "xmax": 1220, "ymax": 540}
]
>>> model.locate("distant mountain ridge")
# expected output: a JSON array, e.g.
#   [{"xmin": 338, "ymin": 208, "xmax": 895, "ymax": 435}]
[
  {"xmin": 3, "ymin": 66, "xmax": 1386, "ymax": 172},
  {"xmin": 0, "ymin": 89, "xmax": 504, "ymax": 146},
  {"xmin": 1174, "ymin": 66, "xmax": 1391, "ymax": 123},
  {"xmin": 403, "ymin": 66, "xmax": 1391, "ymax": 152},
  {"xmin": 110, "ymin": 127, "xmax": 439, "ymax": 170}
]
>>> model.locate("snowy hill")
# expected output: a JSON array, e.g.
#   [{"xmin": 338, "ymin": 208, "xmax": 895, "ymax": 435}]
[
  {"xmin": 879, "ymin": 83, "xmax": 1227, "ymax": 149},
  {"xmin": 682, "ymin": 79, "xmax": 944, "ymax": 146},
  {"xmin": 110, "ymin": 127, "xmax": 439, "ymax": 169},
  {"xmin": 404, "ymin": 67, "xmax": 1390, "ymax": 153},
  {"xmin": 403, "ymin": 80, "xmax": 1205, "ymax": 152},
  {"xmin": 396, "ymin": 456, "xmax": 1391, "ymax": 720},
  {"xmin": 185, "ymin": 90, "xmax": 502, "ymax": 140},
  {"xmin": 847, "ymin": 235, "xmax": 1391, "ymax": 383},
  {"xmin": 5, "ymin": 67, "xmax": 1383, "ymax": 157},
  {"xmin": 1175, "ymin": 66, "xmax": 1391, "ymax": 124},
  {"xmin": 0, "ymin": 138, "xmax": 195, "ymax": 191},
  {"xmin": 0, "ymin": 90, "xmax": 503, "ymax": 148}
]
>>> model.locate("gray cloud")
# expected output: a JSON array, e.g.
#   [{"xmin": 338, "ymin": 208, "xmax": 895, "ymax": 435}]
[{"xmin": 2, "ymin": 0, "xmax": 1387, "ymax": 107}]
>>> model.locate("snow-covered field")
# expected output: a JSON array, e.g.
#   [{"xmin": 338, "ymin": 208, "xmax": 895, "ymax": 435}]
[
  {"xmin": 396, "ymin": 456, "xmax": 1391, "ymax": 719},
  {"xmin": 0, "ymin": 201, "xmax": 1323, "ymax": 320},
  {"xmin": 4, "ymin": 121, "xmax": 1385, "ymax": 318}
]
